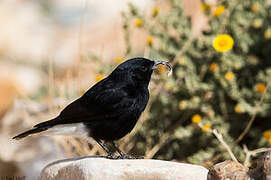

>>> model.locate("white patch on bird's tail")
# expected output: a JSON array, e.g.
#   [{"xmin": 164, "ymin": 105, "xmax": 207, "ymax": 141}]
[{"xmin": 41, "ymin": 123, "xmax": 89, "ymax": 139}]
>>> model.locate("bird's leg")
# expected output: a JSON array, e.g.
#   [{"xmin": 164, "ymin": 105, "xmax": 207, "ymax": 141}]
[
  {"xmin": 111, "ymin": 142, "xmax": 143, "ymax": 159},
  {"xmin": 94, "ymin": 138, "xmax": 119, "ymax": 159},
  {"xmin": 111, "ymin": 142, "xmax": 125, "ymax": 156}
]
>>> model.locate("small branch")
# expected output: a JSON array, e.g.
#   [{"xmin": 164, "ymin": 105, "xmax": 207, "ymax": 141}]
[
  {"xmin": 243, "ymin": 144, "xmax": 271, "ymax": 168},
  {"xmin": 250, "ymin": 147, "xmax": 271, "ymax": 155},
  {"xmin": 243, "ymin": 145, "xmax": 251, "ymax": 167},
  {"xmin": 145, "ymin": 132, "xmax": 170, "ymax": 159},
  {"xmin": 234, "ymin": 79, "xmax": 271, "ymax": 145},
  {"xmin": 197, "ymin": 123, "xmax": 238, "ymax": 163},
  {"xmin": 212, "ymin": 129, "xmax": 238, "ymax": 162}
]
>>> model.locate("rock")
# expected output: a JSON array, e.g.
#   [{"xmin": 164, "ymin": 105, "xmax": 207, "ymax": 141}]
[
  {"xmin": 39, "ymin": 157, "xmax": 208, "ymax": 180},
  {"xmin": 249, "ymin": 151, "xmax": 271, "ymax": 180},
  {"xmin": 208, "ymin": 152, "xmax": 271, "ymax": 180},
  {"xmin": 207, "ymin": 160, "xmax": 250, "ymax": 180}
]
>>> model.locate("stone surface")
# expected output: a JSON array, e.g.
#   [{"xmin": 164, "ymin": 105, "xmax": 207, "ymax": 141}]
[
  {"xmin": 208, "ymin": 160, "xmax": 250, "ymax": 180},
  {"xmin": 249, "ymin": 151, "xmax": 271, "ymax": 180},
  {"xmin": 39, "ymin": 157, "xmax": 208, "ymax": 180}
]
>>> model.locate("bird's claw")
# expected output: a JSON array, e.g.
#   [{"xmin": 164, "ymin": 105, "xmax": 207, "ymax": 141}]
[
  {"xmin": 105, "ymin": 154, "xmax": 144, "ymax": 160},
  {"xmin": 105, "ymin": 154, "xmax": 122, "ymax": 159},
  {"xmin": 120, "ymin": 154, "xmax": 143, "ymax": 159}
]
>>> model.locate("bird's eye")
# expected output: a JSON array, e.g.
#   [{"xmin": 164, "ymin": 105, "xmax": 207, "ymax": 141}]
[{"xmin": 140, "ymin": 66, "xmax": 148, "ymax": 72}]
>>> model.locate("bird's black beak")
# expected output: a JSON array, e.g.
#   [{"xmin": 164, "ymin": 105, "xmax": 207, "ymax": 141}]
[{"xmin": 152, "ymin": 61, "xmax": 172, "ymax": 76}]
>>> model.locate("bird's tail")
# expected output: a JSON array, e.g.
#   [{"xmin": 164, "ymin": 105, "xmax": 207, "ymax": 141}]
[
  {"xmin": 12, "ymin": 127, "xmax": 49, "ymax": 140},
  {"xmin": 12, "ymin": 118, "xmax": 59, "ymax": 140}
]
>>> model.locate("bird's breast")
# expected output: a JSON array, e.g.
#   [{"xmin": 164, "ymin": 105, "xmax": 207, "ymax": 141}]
[
  {"xmin": 115, "ymin": 88, "xmax": 149, "ymax": 137},
  {"xmin": 87, "ymin": 88, "xmax": 149, "ymax": 141}
]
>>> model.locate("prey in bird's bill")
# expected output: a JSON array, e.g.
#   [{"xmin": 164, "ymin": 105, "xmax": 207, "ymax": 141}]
[{"xmin": 13, "ymin": 57, "xmax": 172, "ymax": 159}]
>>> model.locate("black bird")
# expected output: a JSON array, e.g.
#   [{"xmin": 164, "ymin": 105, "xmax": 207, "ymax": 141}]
[{"xmin": 13, "ymin": 57, "xmax": 172, "ymax": 159}]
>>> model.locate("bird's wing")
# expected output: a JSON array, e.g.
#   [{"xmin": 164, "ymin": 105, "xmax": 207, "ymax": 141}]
[{"xmin": 55, "ymin": 79, "xmax": 134, "ymax": 125}]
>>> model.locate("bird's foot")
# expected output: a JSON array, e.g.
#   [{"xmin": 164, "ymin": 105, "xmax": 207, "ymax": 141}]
[
  {"xmin": 119, "ymin": 154, "xmax": 144, "ymax": 159},
  {"xmin": 105, "ymin": 153, "xmax": 144, "ymax": 160},
  {"xmin": 105, "ymin": 153, "xmax": 121, "ymax": 159}
]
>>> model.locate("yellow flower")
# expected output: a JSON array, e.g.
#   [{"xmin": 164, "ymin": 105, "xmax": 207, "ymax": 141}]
[
  {"xmin": 134, "ymin": 18, "xmax": 143, "ymax": 27},
  {"xmin": 201, "ymin": 124, "xmax": 211, "ymax": 133},
  {"xmin": 263, "ymin": 130, "xmax": 271, "ymax": 144},
  {"xmin": 213, "ymin": 34, "xmax": 234, "ymax": 52},
  {"xmin": 224, "ymin": 71, "xmax": 235, "ymax": 82},
  {"xmin": 115, "ymin": 56, "xmax": 124, "ymax": 64},
  {"xmin": 213, "ymin": 5, "xmax": 225, "ymax": 17},
  {"xmin": 256, "ymin": 83, "xmax": 266, "ymax": 93},
  {"xmin": 209, "ymin": 63, "xmax": 219, "ymax": 72},
  {"xmin": 234, "ymin": 104, "xmax": 243, "ymax": 113},
  {"xmin": 146, "ymin": 36, "xmax": 154, "ymax": 47},
  {"xmin": 263, "ymin": 130, "xmax": 271, "ymax": 139},
  {"xmin": 178, "ymin": 101, "xmax": 187, "ymax": 110},
  {"xmin": 253, "ymin": 19, "xmax": 262, "ymax": 29},
  {"xmin": 251, "ymin": 4, "xmax": 259, "ymax": 13},
  {"xmin": 95, "ymin": 74, "xmax": 104, "ymax": 82},
  {"xmin": 200, "ymin": 3, "xmax": 211, "ymax": 11},
  {"xmin": 264, "ymin": 29, "xmax": 271, "ymax": 40},
  {"xmin": 152, "ymin": 6, "xmax": 159, "ymax": 17},
  {"xmin": 192, "ymin": 114, "xmax": 201, "ymax": 124}
]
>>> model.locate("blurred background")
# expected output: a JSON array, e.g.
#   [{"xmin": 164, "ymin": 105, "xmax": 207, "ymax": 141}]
[{"xmin": 1, "ymin": 0, "xmax": 271, "ymax": 179}]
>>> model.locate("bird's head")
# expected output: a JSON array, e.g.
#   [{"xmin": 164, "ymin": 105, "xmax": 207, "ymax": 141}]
[{"xmin": 110, "ymin": 57, "xmax": 172, "ymax": 87}]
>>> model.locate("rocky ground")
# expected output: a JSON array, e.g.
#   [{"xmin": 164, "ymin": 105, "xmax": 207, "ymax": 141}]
[{"xmin": 39, "ymin": 157, "xmax": 208, "ymax": 180}]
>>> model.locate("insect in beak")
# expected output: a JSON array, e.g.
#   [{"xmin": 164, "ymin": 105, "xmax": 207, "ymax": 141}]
[{"xmin": 152, "ymin": 61, "xmax": 173, "ymax": 76}]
